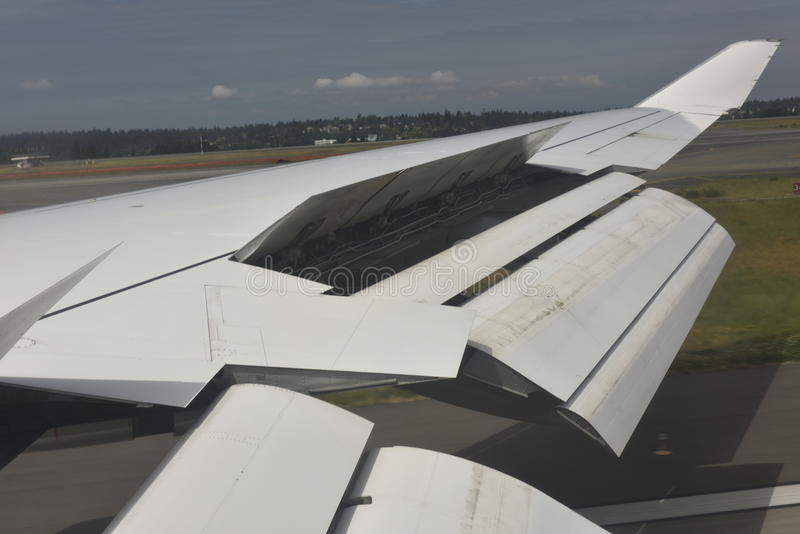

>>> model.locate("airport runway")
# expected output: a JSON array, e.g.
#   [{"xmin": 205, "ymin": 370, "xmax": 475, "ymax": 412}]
[
  {"xmin": 1, "ymin": 127, "xmax": 799, "ymax": 533},
  {"xmin": 1, "ymin": 127, "xmax": 798, "ymax": 214},
  {"xmin": 0, "ymin": 166, "xmax": 262, "ymax": 213},
  {"xmin": 642, "ymin": 128, "xmax": 800, "ymax": 185}
]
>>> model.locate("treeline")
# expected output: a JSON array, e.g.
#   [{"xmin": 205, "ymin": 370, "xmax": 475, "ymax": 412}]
[
  {"xmin": 1, "ymin": 97, "xmax": 798, "ymax": 163},
  {"xmin": 725, "ymin": 97, "xmax": 800, "ymax": 120},
  {"xmin": 0, "ymin": 110, "xmax": 576, "ymax": 163}
]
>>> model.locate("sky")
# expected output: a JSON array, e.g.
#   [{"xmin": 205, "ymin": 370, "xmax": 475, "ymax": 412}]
[{"xmin": 3, "ymin": 0, "xmax": 798, "ymax": 134}]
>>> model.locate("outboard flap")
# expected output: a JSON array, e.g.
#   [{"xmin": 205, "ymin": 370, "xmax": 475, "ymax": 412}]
[{"xmin": 462, "ymin": 188, "xmax": 732, "ymax": 455}]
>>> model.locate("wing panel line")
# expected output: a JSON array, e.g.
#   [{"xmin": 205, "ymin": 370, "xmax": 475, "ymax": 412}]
[{"xmin": 41, "ymin": 250, "xmax": 236, "ymax": 320}]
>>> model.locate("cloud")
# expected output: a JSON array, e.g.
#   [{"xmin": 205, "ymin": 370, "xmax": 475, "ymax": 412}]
[
  {"xmin": 491, "ymin": 75, "xmax": 605, "ymax": 95},
  {"xmin": 314, "ymin": 72, "xmax": 411, "ymax": 89},
  {"xmin": 314, "ymin": 71, "xmax": 457, "ymax": 90},
  {"xmin": 568, "ymin": 74, "xmax": 607, "ymax": 88},
  {"xmin": 20, "ymin": 79, "xmax": 53, "ymax": 91},
  {"xmin": 499, "ymin": 80, "xmax": 529, "ymax": 88},
  {"xmin": 314, "ymin": 78, "xmax": 334, "ymax": 89},
  {"xmin": 533, "ymin": 74, "xmax": 607, "ymax": 88},
  {"xmin": 211, "ymin": 84, "xmax": 238, "ymax": 99},
  {"xmin": 430, "ymin": 70, "xmax": 457, "ymax": 84}
]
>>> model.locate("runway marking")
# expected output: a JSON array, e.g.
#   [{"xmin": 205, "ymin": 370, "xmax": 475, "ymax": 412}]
[
  {"xmin": 659, "ymin": 485, "xmax": 677, "ymax": 503},
  {"xmin": 577, "ymin": 484, "xmax": 800, "ymax": 526}
]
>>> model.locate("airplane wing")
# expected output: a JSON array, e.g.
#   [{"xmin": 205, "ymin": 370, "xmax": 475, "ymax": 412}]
[
  {"xmin": 0, "ymin": 40, "xmax": 780, "ymax": 532},
  {"xmin": 528, "ymin": 40, "xmax": 780, "ymax": 174}
]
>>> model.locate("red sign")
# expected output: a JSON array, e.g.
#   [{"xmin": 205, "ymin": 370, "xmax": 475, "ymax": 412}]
[{"xmin": 794, "ymin": 183, "xmax": 800, "ymax": 194}]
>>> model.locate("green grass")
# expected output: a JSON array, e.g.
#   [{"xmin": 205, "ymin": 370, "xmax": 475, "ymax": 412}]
[
  {"xmin": 713, "ymin": 116, "xmax": 800, "ymax": 130},
  {"xmin": 669, "ymin": 176, "xmax": 800, "ymax": 372},
  {"xmin": 318, "ymin": 386, "xmax": 424, "ymax": 408}
]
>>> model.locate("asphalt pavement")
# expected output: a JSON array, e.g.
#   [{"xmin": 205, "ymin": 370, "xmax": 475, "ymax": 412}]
[{"xmin": 2, "ymin": 362, "xmax": 800, "ymax": 533}]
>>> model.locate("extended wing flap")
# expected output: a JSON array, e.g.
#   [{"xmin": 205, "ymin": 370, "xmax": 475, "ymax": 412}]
[
  {"xmin": 466, "ymin": 188, "xmax": 715, "ymax": 401},
  {"xmin": 105, "ymin": 384, "xmax": 373, "ymax": 534},
  {"xmin": 105, "ymin": 384, "xmax": 609, "ymax": 534},
  {"xmin": 559, "ymin": 224, "xmax": 734, "ymax": 455},
  {"xmin": 335, "ymin": 446, "xmax": 609, "ymax": 534},
  {"xmin": 461, "ymin": 188, "xmax": 731, "ymax": 455}
]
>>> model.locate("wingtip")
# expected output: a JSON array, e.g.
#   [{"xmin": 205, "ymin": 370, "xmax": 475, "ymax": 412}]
[{"xmin": 636, "ymin": 39, "xmax": 781, "ymax": 113}]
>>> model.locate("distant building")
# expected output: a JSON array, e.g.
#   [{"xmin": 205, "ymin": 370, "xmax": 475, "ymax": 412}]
[
  {"xmin": 366, "ymin": 134, "xmax": 378, "ymax": 142},
  {"xmin": 314, "ymin": 139, "xmax": 337, "ymax": 146}
]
